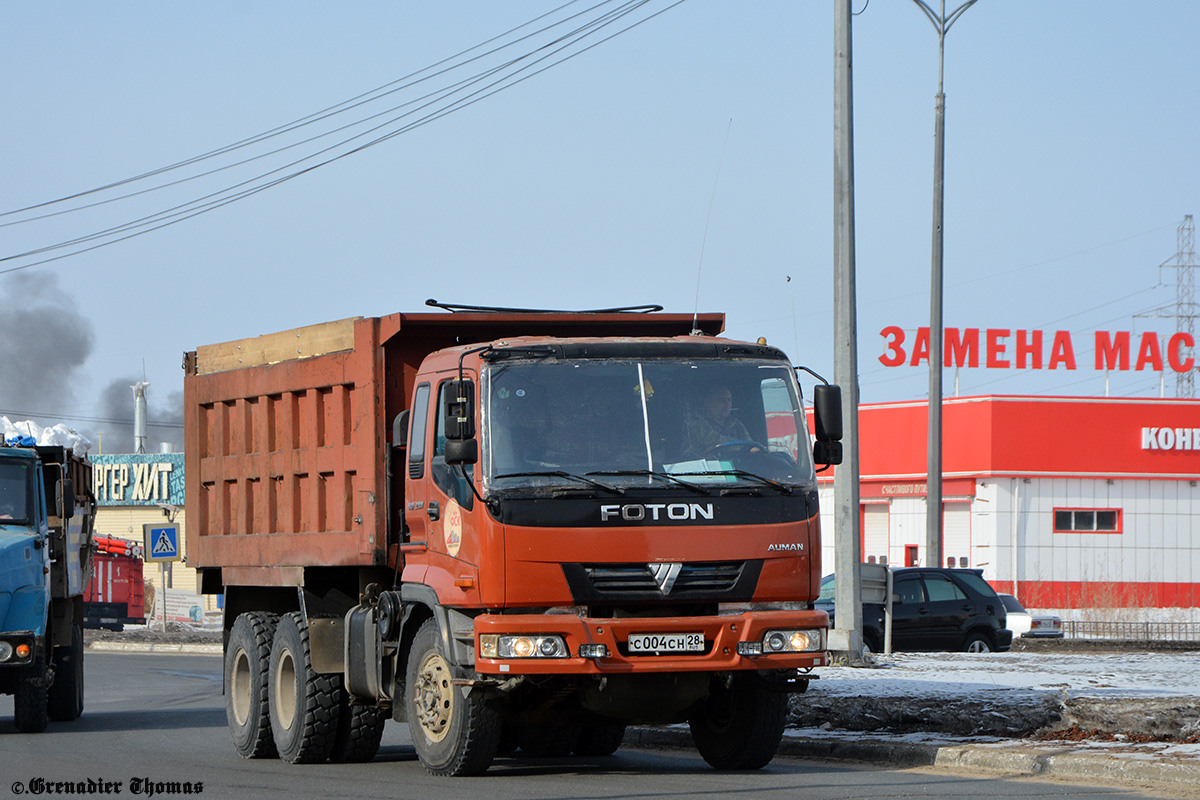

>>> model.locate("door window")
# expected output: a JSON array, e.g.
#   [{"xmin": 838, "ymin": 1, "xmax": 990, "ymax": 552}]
[
  {"xmin": 894, "ymin": 576, "xmax": 925, "ymax": 604},
  {"xmin": 923, "ymin": 574, "xmax": 967, "ymax": 602},
  {"xmin": 408, "ymin": 384, "xmax": 431, "ymax": 479}
]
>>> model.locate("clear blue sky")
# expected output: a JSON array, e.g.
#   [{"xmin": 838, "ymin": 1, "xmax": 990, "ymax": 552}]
[{"xmin": 2, "ymin": 1, "xmax": 1197, "ymax": 451}]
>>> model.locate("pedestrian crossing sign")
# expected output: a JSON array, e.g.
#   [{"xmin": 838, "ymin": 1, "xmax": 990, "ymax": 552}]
[{"xmin": 143, "ymin": 523, "xmax": 181, "ymax": 562}]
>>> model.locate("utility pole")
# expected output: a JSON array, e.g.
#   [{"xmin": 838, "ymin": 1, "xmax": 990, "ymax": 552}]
[
  {"xmin": 831, "ymin": 0, "xmax": 863, "ymax": 661},
  {"xmin": 1167, "ymin": 216, "xmax": 1197, "ymax": 399},
  {"xmin": 1137, "ymin": 215, "xmax": 1198, "ymax": 398},
  {"xmin": 911, "ymin": 0, "xmax": 977, "ymax": 569}
]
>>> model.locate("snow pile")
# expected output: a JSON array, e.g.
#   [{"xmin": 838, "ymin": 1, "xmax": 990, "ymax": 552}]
[
  {"xmin": 1, "ymin": 416, "xmax": 92, "ymax": 455},
  {"xmin": 813, "ymin": 651, "xmax": 1200, "ymax": 699},
  {"xmin": 792, "ymin": 652, "xmax": 1200, "ymax": 738}
]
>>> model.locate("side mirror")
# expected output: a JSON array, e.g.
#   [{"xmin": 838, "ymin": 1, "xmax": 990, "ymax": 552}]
[
  {"xmin": 392, "ymin": 410, "xmax": 409, "ymax": 449},
  {"xmin": 812, "ymin": 384, "xmax": 844, "ymax": 466},
  {"xmin": 57, "ymin": 479, "xmax": 75, "ymax": 520},
  {"xmin": 444, "ymin": 438, "xmax": 478, "ymax": 466},
  {"xmin": 891, "ymin": 593, "xmax": 902, "ymax": 605},
  {"xmin": 443, "ymin": 380, "xmax": 475, "ymax": 441}
]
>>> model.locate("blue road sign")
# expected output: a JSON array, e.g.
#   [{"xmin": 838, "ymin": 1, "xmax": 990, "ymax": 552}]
[{"xmin": 143, "ymin": 523, "xmax": 181, "ymax": 562}]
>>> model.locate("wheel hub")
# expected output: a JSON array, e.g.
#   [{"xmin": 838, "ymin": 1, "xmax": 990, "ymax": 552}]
[{"xmin": 413, "ymin": 651, "xmax": 454, "ymax": 743}]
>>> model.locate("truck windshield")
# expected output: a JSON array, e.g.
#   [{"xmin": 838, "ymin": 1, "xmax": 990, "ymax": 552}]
[
  {"xmin": 483, "ymin": 358, "xmax": 814, "ymax": 491},
  {"xmin": 0, "ymin": 458, "xmax": 35, "ymax": 525}
]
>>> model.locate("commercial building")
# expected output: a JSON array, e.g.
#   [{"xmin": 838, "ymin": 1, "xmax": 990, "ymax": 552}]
[
  {"xmin": 91, "ymin": 452, "xmax": 216, "ymax": 622},
  {"xmin": 817, "ymin": 396, "xmax": 1200, "ymax": 613}
]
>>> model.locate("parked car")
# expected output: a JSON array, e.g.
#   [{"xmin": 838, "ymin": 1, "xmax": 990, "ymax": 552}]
[
  {"xmin": 816, "ymin": 568, "xmax": 1013, "ymax": 654},
  {"xmin": 999, "ymin": 594, "xmax": 1064, "ymax": 638}
]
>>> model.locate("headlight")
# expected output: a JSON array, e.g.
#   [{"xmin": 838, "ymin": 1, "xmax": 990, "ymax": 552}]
[
  {"xmin": 737, "ymin": 629, "xmax": 824, "ymax": 656},
  {"xmin": 0, "ymin": 642, "xmax": 12, "ymax": 662},
  {"xmin": 479, "ymin": 634, "xmax": 569, "ymax": 659}
]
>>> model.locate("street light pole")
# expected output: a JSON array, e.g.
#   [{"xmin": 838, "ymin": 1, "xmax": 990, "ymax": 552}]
[
  {"xmin": 911, "ymin": 0, "xmax": 977, "ymax": 569},
  {"xmin": 832, "ymin": 0, "xmax": 863, "ymax": 661}
]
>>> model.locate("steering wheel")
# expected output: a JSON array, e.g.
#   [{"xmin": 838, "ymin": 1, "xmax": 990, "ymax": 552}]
[{"xmin": 707, "ymin": 439, "xmax": 769, "ymax": 455}]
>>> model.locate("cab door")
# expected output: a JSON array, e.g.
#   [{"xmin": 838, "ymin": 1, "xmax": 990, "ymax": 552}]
[{"xmin": 401, "ymin": 383, "xmax": 433, "ymax": 581}]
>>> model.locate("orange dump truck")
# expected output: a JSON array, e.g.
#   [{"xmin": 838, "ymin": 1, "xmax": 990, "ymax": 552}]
[{"xmin": 185, "ymin": 303, "xmax": 842, "ymax": 775}]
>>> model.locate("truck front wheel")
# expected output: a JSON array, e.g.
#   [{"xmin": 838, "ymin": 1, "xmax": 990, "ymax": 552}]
[
  {"xmin": 13, "ymin": 649, "xmax": 50, "ymax": 733},
  {"xmin": 226, "ymin": 612, "xmax": 279, "ymax": 758},
  {"xmin": 688, "ymin": 674, "xmax": 787, "ymax": 770},
  {"xmin": 268, "ymin": 612, "xmax": 341, "ymax": 764},
  {"xmin": 406, "ymin": 619, "xmax": 500, "ymax": 776},
  {"xmin": 48, "ymin": 622, "xmax": 84, "ymax": 721}
]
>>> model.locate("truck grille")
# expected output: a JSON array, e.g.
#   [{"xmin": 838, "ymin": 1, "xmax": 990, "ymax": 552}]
[{"xmin": 561, "ymin": 560, "xmax": 761, "ymax": 603}]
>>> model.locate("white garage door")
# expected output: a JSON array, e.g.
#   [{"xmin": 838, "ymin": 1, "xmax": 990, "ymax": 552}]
[
  {"xmin": 942, "ymin": 502, "xmax": 971, "ymax": 568},
  {"xmin": 863, "ymin": 503, "xmax": 890, "ymax": 565}
]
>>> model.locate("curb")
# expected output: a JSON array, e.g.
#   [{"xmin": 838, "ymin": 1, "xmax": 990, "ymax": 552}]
[
  {"xmin": 87, "ymin": 641, "xmax": 222, "ymax": 655},
  {"xmin": 627, "ymin": 727, "xmax": 1200, "ymax": 790}
]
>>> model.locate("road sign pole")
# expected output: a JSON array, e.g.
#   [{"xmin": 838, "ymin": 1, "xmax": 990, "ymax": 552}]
[{"xmin": 160, "ymin": 562, "xmax": 167, "ymax": 632}]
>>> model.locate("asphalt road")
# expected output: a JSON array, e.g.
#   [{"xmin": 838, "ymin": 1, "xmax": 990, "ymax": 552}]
[{"xmin": 0, "ymin": 653, "xmax": 1181, "ymax": 800}]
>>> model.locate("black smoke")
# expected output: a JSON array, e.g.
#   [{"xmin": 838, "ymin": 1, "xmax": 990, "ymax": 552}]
[
  {"xmin": 0, "ymin": 273, "xmax": 185, "ymax": 454},
  {"xmin": 0, "ymin": 273, "xmax": 94, "ymax": 414}
]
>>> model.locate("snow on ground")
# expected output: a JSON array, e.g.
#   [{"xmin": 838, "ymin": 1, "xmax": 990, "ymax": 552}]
[
  {"xmin": 809, "ymin": 651, "xmax": 1200, "ymax": 700},
  {"xmin": 790, "ymin": 651, "xmax": 1200, "ymax": 740}
]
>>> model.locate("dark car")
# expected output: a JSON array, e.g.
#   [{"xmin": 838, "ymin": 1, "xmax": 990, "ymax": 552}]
[{"xmin": 816, "ymin": 568, "xmax": 1013, "ymax": 654}]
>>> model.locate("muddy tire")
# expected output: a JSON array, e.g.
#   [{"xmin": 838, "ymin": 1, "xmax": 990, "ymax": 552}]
[
  {"xmin": 573, "ymin": 724, "xmax": 625, "ymax": 756},
  {"xmin": 688, "ymin": 674, "xmax": 787, "ymax": 770},
  {"xmin": 329, "ymin": 694, "xmax": 387, "ymax": 763},
  {"xmin": 268, "ymin": 612, "xmax": 341, "ymax": 764},
  {"xmin": 518, "ymin": 725, "xmax": 581, "ymax": 757},
  {"xmin": 406, "ymin": 619, "xmax": 500, "ymax": 776},
  {"xmin": 226, "ymin": 612, "xmax": 279, "ymax": 759},
  {"xmin": 13, "ymin": 648, "xmax": 50, "ymax": 733},
  {"xmin": 48, "ymin": 622, "xmax": 85, "ymax": 721}
]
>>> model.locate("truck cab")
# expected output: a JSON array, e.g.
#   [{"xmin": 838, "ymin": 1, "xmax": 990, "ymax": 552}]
[{"xmin": 0, "ymin": 442, "xmax": 93, "ymax": 732}]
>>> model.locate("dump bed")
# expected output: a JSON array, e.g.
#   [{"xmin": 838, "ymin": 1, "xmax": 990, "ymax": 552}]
[{"xmin": 184, "ymin": 309, "xmax": 724, "ymax": 589}]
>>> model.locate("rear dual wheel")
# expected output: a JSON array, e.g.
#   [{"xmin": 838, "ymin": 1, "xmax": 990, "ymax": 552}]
[
  {"xmin": 225, "ymin": 612, "xmax": 279, "ymax": 758},
  {"xmin": 226, "ymin": 611, "xmax": 386, "ymax": 764},
  {"xmin": 268, "ymin": 612, "xmax": 341, "ymax": 764}
]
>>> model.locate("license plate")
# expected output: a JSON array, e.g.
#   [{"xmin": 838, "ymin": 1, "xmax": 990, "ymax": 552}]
[{"xmin": 627, "ymin": 632, "xmax": 705, "ymax": 653}]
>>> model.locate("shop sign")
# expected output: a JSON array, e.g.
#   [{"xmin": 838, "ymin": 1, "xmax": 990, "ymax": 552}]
[
  {"xmin": 879, "ymin": 327, "xmax": 1197, "ymax": 373},
  {"xmin": 1142, "ymin": 427, "xmax": 1200, "ymax": 451},
  {"xmin": 92, "ymin": 453, "xmax": 185, "ymax": 506}
]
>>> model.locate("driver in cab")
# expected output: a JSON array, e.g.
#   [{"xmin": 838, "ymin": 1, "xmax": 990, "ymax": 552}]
[{"xmin": 681, "ymin": 385, "xmax": 754, "ymax": 458}]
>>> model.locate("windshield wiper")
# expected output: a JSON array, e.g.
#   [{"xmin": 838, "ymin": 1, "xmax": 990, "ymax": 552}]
[
  {"xmin": 669, "ymin": 470, "xmax": 795, "ymax": 495},
  {"xmin": 585, "ymin": 470, "xmax": 711, "ymax": 496},
  {"xmin": 493, "ymin": 471, "xmax": 625, "ymax": 496}
]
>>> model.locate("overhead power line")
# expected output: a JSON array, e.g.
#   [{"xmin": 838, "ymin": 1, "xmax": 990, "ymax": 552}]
[
  {"xmin": 0, "ymin": 0, "xmax": 688, "ymax": 276},
  {"xmin": 0, "ymin": 409, "xmax": 184, "ymax": 430}
]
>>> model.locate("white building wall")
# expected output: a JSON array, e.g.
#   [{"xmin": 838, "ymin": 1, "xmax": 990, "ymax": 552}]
[{"xmin": 819, "ymin": 475, "xmax": 1198, "ymax": 609}]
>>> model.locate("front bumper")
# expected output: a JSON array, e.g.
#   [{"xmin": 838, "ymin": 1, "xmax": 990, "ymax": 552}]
[{"xmin": 473, "ymin": 610, "xmax": 828, "ymax": 675}]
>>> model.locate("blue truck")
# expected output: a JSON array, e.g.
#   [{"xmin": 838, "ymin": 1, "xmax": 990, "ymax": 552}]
[{"xmin": 0, "ymin": 440, "xmax": 94, "ymax": 731}]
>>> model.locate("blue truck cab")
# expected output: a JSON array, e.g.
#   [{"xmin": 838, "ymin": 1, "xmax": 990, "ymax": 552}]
[{"xmin": 0, "ymin": 440, "xmax": 94, "ymax": 732}]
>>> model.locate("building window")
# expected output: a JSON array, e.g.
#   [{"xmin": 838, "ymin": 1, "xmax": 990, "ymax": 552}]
[{"xmin": 1053, "ymin": 508, "xmax": 1122, "ymax": 533}]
